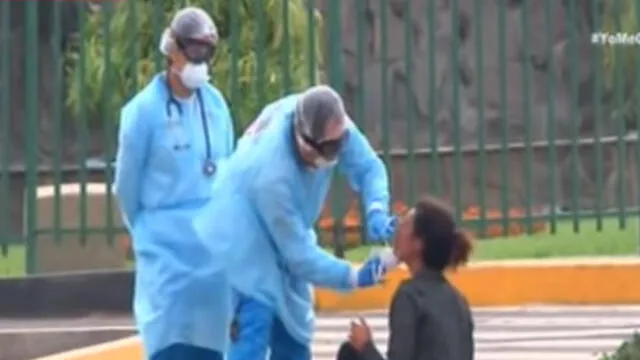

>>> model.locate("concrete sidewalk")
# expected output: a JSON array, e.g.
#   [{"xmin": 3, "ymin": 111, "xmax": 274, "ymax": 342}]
[
  {"xmin": 17, "ymin": 305, "xmax": 640, "ymax": 360},
  {"xmin": 0, "ymin": 315, "xmax": 133, "ymax": 360}
]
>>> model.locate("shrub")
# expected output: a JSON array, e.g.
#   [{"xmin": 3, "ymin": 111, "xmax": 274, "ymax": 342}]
[
  {"xmin": 601, "ymin": 0, "xmax": 639, "ymax": 130},
  {"xmin": 600, "ymin": 333, "xmax": 640, "ymax": 360},
  {"xmin": 317, "ymin": 201, "xmax": 547, "ymax": 247},
  {"xmin": 65, "ymin": 0, "xmax": 324, "ymax": 131}
]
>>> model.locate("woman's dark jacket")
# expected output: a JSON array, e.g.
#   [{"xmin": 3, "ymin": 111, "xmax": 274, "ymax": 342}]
[{"xmin": 361, "ymin": 268, "xmax": 474, "ymax": 360}]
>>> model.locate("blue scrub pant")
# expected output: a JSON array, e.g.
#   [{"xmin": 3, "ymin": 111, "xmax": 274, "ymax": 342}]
[
  {"xmin": 150, "ymin": 344, "xmax": 223, "ymax": 360},
  {"xmin": 229, "ymin": 294, "xmax": 311, "ymax": 360}
]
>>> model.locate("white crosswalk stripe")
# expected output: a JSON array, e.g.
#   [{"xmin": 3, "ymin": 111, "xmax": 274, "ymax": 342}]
[{"xmin": 312, "ymin": 306, "xmax": 640, "ymax": 360}]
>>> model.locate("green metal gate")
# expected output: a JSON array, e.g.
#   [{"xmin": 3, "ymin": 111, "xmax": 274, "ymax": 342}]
[{"xmin": 1, "ymin": 0, "xmax": 639, "ymax": 276}]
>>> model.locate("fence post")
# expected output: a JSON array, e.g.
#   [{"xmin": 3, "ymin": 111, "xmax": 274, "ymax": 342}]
[
  {"xmin": 0, "ymin": 1, "xmax": 11, "ymax": 259},
  {"xmin": 378, "ymin": 0, "xmax": 391, "ymax": 247},
  {"xmin": 326, "ymin": 0, "xmax": 346, "ymax": 258},
  {"xmin": 450, "ymin": 0, "xmax": 463, "ymax": 224},
  {"xmin": 24, "ymin": 0, "xmax": 39, "ymax": 274},
  {"xmin": 634, "ymin": 1, "xmax": 640, "ymax": 255}
]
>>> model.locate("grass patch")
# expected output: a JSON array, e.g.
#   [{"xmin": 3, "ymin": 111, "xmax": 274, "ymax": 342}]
[
  {"xmin": 0, "ymin": 245, "xmax": 25, "ymax": 278},
  {"xmin": 0, "ymin": 218, "xmax": 638, "ymax": 277},
  {"xmin": 328, "ymin": 218, "xmax": 639, "ymax": 262}
]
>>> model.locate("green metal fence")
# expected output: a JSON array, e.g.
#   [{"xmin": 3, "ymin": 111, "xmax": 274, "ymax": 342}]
[{"xmin": 1, "ymin": 0, "xmax": 639, "ymax": 276}]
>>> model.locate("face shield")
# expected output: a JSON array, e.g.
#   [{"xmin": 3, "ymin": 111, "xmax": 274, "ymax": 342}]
[
  {"xmin": 293, "ymin": 85, "xmax": 349, "ymax": 167},
  {"xmin": 160, "ymin": 7, "xmax": 218, "ymax": 64},
  {"xmin": 296, "ymin": 128, "xmax": 348, "ymax": 163},
  {"xmin": 175, "ymin": 36, "xmax": 216, "ymax": 64}
]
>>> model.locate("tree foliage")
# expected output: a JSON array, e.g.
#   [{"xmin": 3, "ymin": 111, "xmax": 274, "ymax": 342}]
[
  {"xmin": 600, "ymin": 0, "xmax": 639, "ymax": 129},
  {"xmin": 65, "ymin": 0, "xmax": 324, "ymax": 131},
  {"xmin": 601, "ymin": 0, "xmax": 638, "ymax": 84}
]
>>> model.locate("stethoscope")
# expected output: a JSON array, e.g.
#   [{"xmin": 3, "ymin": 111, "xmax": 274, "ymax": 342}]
[{"xmin": 165, "ymin": 80, "xmax": 216, "ymax": 177}]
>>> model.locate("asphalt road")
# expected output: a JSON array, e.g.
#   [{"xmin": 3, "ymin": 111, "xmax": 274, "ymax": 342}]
[{"xmin": 2, "ymin": 305, "xmax": 639, "ymax": 360}]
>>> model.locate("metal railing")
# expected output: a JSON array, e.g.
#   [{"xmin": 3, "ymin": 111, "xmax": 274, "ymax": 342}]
[{"xmin": 1, "ymin": 0, "xmax": 639, "ymax": 275}]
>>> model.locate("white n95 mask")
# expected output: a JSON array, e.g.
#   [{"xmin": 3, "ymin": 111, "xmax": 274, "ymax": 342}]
[
  {"xmin": 179, "ymin": 62, "xmax": 209, "ymax": 89},
  {"xmin": 313, "ymin": 157, "xmax": 337, "ymax": 169}
]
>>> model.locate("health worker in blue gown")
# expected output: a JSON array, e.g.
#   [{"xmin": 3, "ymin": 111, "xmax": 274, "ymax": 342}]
[
  {"xmin": 193, "ymin": 85, "xmax": 399, "ymax": 360},
  {"xmin": 113, "ymin": 7, "xmax": 235, "ymax": 360}
]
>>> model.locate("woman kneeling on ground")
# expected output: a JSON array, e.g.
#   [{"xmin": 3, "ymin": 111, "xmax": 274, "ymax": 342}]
[{"xmin": 338, "ymin": 195, "xmax": 475, "ymax": 360}]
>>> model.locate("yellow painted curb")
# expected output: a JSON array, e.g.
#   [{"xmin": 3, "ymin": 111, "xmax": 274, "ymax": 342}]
[
  {"xmin": 32, "ymin": 337, "xmax": 142, "ymax": 360},
  {"xmin": 32, "ymin": 258, "xmax": 640, "ymax": 360},
  {"xmin": 315, "ymin": 257, "xmax": 640, "ymax": 311}
]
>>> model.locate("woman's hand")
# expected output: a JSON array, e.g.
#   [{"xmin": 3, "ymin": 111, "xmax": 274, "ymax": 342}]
[{"xmin": 349, "ymin": 317, "xmax": 372, "ymax": 351}]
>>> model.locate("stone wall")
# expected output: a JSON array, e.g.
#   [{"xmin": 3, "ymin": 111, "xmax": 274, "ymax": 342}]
[
  {"xmin": 315, "ymin": 0, "xmax": 639, "ymax": 209},
  {"xmin": 315, "ymin": 0, "xmax": 610, "ymax": 147}
]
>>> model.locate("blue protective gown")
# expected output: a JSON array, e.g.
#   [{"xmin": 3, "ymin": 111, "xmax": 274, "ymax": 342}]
[
  {"xmin": 114, "ymin": 73, "xmax": 235, "ymax": 358},
  {"xmin": 193, "ymin": 94, "xmax": 390, "ymax": 346}
]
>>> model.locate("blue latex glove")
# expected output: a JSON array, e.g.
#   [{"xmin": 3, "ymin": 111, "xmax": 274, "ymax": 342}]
[
  {"xmin": 351, "ymin": 248, "xmax": 399, "ymax": 288},
  {"xmin": 367, "ymin": 211, "xmax": 397, "ymax": 243}
]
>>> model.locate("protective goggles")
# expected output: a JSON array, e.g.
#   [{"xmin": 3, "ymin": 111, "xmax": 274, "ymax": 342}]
[
  {"xmin": 175, "ymin": 37, "xmax": 216, "ymax": 64},
  {"xmin": 299, "ymin": 130, "xmax": 349, "ymax": 160}
]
